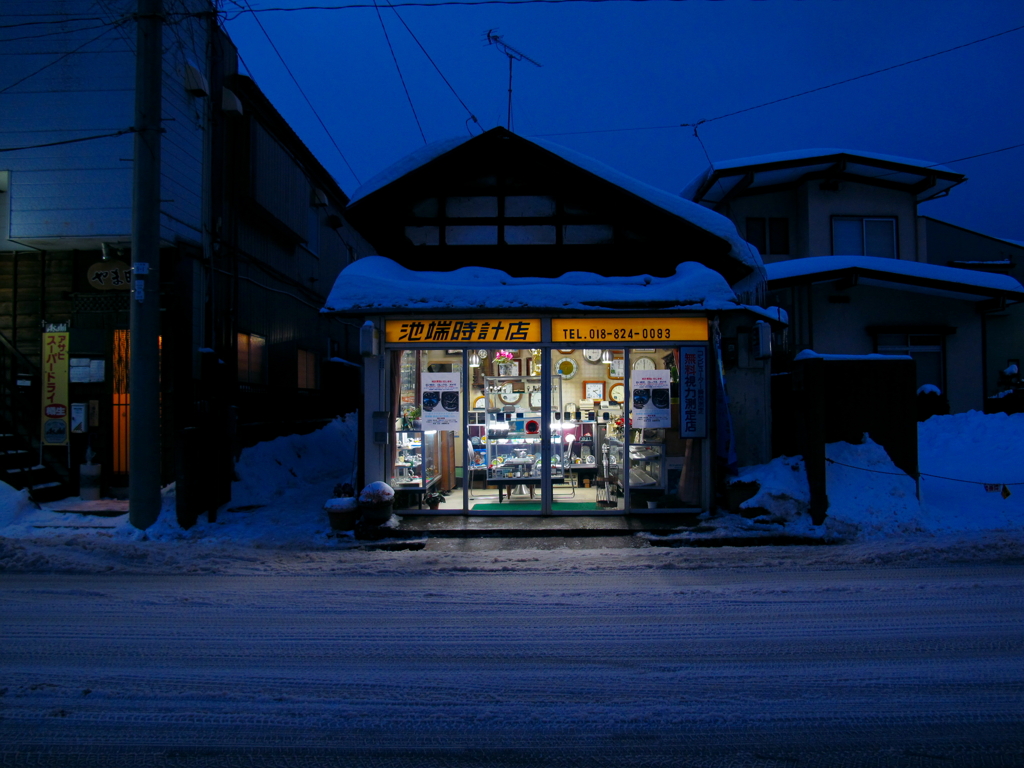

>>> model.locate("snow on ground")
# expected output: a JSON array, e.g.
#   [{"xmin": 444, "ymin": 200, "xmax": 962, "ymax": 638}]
[{"xmin": 1, "ymin": 411, "xmax": 1023, "ymax": 575}]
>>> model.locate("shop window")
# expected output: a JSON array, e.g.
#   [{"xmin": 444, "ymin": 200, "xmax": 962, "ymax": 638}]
[
  {"xmin": 745, "ymin": 217, "xmax": 789, "ymax": 255},
  {"xmin": 237, "ymin": 332, "xmax": 266, "ymax": 384},
  {"xmin": 505, "ymin": 196, "xmax": 556, "ymax": 217},
  {"xmin": 833, "ymin": 216, "xmax": 897, "ymax": 258},
  {"xmin": 875, "ymin": 332, "xmax": 944, "ymax": 391},
  {"xmin": 297, "ymin": 348, "xmax": 316, "ymax": 389},
  {"xmin": 504, "ymin": 225, "xmax": 556, "ymax": 245},
  {"xmin": 446, "ymin": 196, "xmax": 498, "ymax": 217},
  {"xmin": 563, "ymin": 224, "xmax": 613, "ymax": 244}
]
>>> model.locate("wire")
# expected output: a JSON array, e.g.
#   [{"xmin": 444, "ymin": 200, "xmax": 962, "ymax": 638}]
[
  {"xmin": 530, "ymin": 21, "xmax": 1024, "ymax": 138},
  {"xmin": 0, "ymin": 128, "xmax": 135, "ymax": 154},
  {"xmin": 0, "ymin": 21, "xmax": 123, "ymax": 43},
  {"xmin": 239, "ymin": 0, "xmax": 363, "ymax": 184},
  {"xmin": 0, "ymin": 21, "xmax": 126, "ymax": 95},
  {"xmin": 825, "ymin": 457, "xmax": 1024, "ymax": 487},
  {"xmin": 384, "ymin": 0, "xmax": 480, "ymax": 128},
  {"xmin": 372, "ymin": 0, "xmax": 427, "ymax": 143}
]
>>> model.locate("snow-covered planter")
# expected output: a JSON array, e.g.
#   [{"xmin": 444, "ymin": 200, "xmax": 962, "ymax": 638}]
[
  {"xmin": 324, "ymin": 496, "xmax": 359, "ymax": 531},
  {"xmin": 358, "ymin": 481, "xmax": 395, "ymax": 525}
]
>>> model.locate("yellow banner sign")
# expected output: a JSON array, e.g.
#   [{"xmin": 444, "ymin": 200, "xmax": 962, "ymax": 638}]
[
  {"xmin": 41, "ymin": 330, "xmax": 70, "ymax": 445},
  {"xmin": 386, "ymin": 319, "xmax": 541, "ymax": 344},
  {"xmin": 552, "ymin": 317, "xmax": 708, "ymax": 344}
]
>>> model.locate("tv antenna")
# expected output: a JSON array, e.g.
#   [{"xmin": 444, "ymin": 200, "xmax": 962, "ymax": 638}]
[{"xmin": 484, "ymin": 29, "xmax": 542, "ymax": 132}]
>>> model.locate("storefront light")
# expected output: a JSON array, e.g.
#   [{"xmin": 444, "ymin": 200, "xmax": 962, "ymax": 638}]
[
  {"xmin": 469, "ymin": 352, "xmax": 480, "ymax": 367},
  {"xmin": 601, "ymin": 349, "xmax": 614, "ymax": 363}
]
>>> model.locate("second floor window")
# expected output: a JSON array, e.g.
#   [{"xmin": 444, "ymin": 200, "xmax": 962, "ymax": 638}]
[
  {"xmin": 833, "ymin": 216, "xmax": 897, "ymax": 258},
  {"xmin": 745, "ymin": 217, "xmax": 790, "ymax": 256}
]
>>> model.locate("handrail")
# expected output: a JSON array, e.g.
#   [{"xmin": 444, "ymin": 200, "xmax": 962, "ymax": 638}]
[{"xmin": 0, "ymin": 328, "xmax": 39, "ymax": 376}]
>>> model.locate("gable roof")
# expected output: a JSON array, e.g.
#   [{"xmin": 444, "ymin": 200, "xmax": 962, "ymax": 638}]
[
  {"xmin": 684, "ymin": 149, "xmax": 966, "ymax": 207},
  {"xmin": 347, "ymin": 127, "xmax": 763, "ymax": 277}
]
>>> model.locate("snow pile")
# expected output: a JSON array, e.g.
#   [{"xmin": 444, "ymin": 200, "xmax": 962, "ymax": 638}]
[
  {"xmin": 918, "ymin": 411, "xmax": 1024, "ymax": 533},
  {"xmin": 0, "ymin": 481, "xmax": 33, "ymax": 529},
  {"xmin": 822, "ymin": 438, "xmax": 922, "ymax": 539},
  {"xmin": 323, "ymin": 256, "xmax": 740, "ymax": 313}
]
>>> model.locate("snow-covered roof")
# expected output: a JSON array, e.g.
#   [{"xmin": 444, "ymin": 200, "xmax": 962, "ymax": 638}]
[
  {"xmin": 683, "ymin": 148, "xmax": 965, "ymax": 205},
  {"xmin": 766, "ymin": 256, "xmax": 1024, "ymax": 301},
  {"xmin": 347, "ymin": 129, "xmax": 762, "ymax": 274},
  {"xmin": 323, "ymin": 255, "xmax": 757, "ymax": 314}
]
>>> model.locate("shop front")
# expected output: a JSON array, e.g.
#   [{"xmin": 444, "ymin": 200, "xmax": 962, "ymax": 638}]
[{"xmin": 364, "ymin": 313, "xmax": 717, "ymax": 515}]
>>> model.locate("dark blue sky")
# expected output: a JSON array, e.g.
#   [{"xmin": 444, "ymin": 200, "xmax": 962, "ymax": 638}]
[{"xmin": 225, "ymin": 0, "xmax": 1024, "ymax": 242}]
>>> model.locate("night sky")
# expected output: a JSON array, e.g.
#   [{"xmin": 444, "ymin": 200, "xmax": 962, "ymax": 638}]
[{"xmin": 224, "ymin": 0, "xmax": 1024, "ymax": 242}]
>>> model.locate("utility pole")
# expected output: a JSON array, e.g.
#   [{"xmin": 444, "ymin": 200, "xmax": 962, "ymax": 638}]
[
  {"xmin": 484, "ymin": 30, "xmax": 541, "ymax": 132},
  {"xmin": 129, "ymin": 0, "xmax": 163, "ymax": 529}
]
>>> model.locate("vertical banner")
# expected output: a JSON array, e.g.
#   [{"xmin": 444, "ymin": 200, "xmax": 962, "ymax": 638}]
[
  {"xmin": 630, "ymin": 369, "xmax": 672, "ymax": 428},
  {"xmin": 41, "ymin": 328, "xmax": 71, "ymax": 445},
  {"xmin": 421, "ymin": 372, "xmax": 461, "ymax": 431},
  {"xmin": 679, "ymin": 344, "xmax": 708, "ymax": 438}
]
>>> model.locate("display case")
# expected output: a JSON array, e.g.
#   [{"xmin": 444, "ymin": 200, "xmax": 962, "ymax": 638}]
[
  {"xmin": 604, "ymin": 440, "xmax": 666, "ymax": 492},
  {"xmin": 483, "ymin": 375, "xmax": 564, "ymax": 486},
  {"xmin": 391, "ymin": 430, "xmax": 440, "ymax": 492}
]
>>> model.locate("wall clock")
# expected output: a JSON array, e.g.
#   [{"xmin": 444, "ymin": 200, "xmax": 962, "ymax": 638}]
[
  {"xmin": 632, "ymin": 356, "xmax": 656, "ymax": 370},
  {"xmin": 498, "ymin": 383, "xmax": 521, "ymax": 405},
  {"xmin": 583, "ymin": 380, "xmax": 605, "ymax": 401},
  {"xmin": 529, "ymin": 390, "xmax": 543, "ymax": 409},
  {"xmin": 608, "ymin": 383, "xmax": 625, "ymax": 403},
  {"xmin": 583, "ymin": 349, "xmax": 604, "ymax": 363},
  {"xmin": 555, "ymin": 357, "xmax": 578, "ymax": 379}
]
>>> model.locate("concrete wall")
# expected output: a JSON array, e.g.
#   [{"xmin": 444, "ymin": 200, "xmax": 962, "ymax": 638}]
[
  {"xmin": 807, "ymin": 282, "xmax": 984, "ymax": 413},
  {"xmin": 802, "ymin": 180, "xmax": 918, "ymax": 260}
]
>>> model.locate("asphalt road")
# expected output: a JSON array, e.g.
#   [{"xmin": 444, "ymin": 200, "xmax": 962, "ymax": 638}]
[{"xmin": 1, "ymin": 563, "xmax": 1022, "ymax": 766}]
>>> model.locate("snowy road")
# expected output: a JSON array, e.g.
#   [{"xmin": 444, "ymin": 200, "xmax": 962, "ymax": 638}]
[{"xmin": 2, "ymin": 562, "xmax": 1023, "ymax": 766}]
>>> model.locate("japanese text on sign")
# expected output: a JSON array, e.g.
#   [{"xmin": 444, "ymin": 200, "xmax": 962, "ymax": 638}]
[
  {"xmin": 679, "ymin": 344, "xmax": 708, "ymax": 438},
  {"xmin": 87, "ymin": 260, "xmax": 132, "ymax": 291},
  {"xmin": 386, "ymin": 319, "xmax": 541, "ymax": 344},
  {"xmin": 41, "ymin": 331, "xmax": 70, "ymax": 445},
  {"xmin": 552, "ymin": 317, "xmax": 707, "ymax": 343}
]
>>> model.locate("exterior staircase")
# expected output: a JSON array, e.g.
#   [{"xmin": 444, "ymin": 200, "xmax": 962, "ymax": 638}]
[{"xmin": 0, "ymin": 331, "xmax": 73, "ymax": 502}]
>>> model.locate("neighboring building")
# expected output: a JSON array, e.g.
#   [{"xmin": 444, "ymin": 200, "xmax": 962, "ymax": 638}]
[
  {"xmin": 327, "ymin": 128, "xmax": 784, "ymax": 515},
  {"xmin": 683, "ymin": 149, "xmax": 1024, "ymax": 412},
  {"xmin": 0, "ymin": 1, "xmax": 372, "ymax": 519}
]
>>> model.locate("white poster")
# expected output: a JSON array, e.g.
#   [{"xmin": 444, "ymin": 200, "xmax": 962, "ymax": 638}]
[
  {"xmin": 421, "ymin": 372, "xmax": 461, "ymax": 431},
  {"xmin": 630, "ymin": 369, "xmax": 671, "ymax": 428}
]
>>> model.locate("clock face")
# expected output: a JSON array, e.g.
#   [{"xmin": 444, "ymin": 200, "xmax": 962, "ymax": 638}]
[
  {"xmin": 529, "ymin": 391, "xmax": 542, "ymax": 409},
  {"xmin": 632, "ymin": 356, "xmax": 656, "ymax": 370},
  {"xmin": 555, "ymin": 357, "xmax": 578, "ymax": 379},
  {"xmin": 499, "ymin": 391, "xmax": 521, "ymax": 405},
  {"xmin": 583, "ymin": 349, "xmax": 603, "ymax": 362},
  {"xmin": 609, "ymin": 383, "xmax": 625, "ymax": 403}
]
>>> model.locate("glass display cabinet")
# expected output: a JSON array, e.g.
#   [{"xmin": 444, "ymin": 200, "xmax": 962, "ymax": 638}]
[
  {"xmin": 483, "ymin": 375, "xmax": 564, "ymax": 498},
  {"xmin": 391, "ymin": 430, "xmax": 440, "ymax": 492},
  {"xmin": 604, "ymin": 440, "xmax": 666, "ymax": 493}
]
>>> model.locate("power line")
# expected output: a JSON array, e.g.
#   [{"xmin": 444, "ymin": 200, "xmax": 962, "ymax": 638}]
[
  {"xmin": 0, "ymin": 21, "xmax": 126, "ymax": 95},
  {"xmin": 238, "ymin": 0, "xmax": 362, "ymax": 183},
  {"xmin": 384, "ymin": 0, "xmax": 480, "ymax": 131},
  {"xmin": 826, "ymin": 457, "xmax": 1024, "ymax": 487},
  {"xmin": 372, "ymin": 0, "xmax": 428, "ymax": 143},
  {"xmin": 0, "ymin": 128, "xmax": 135, "ymax": 154},
  {"xmin": 531, "ymin": 21, "xmax": 1024, "ymax": 138}
]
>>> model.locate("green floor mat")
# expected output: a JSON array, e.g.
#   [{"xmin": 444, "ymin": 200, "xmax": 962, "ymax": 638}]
[{"xmin": 470, "ymin": 502, "xmax": 602, "ymax": 512}]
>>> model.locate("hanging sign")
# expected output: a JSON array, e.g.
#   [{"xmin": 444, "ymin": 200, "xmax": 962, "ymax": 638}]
[
  {"xmin": 421, "ymin": 372, "xmax": 461, "ymax": 431},
  {"xmin": 41, "ymin": 327, "xmax": 71, "ymax": 445},
  {"xmin": 86, "ymin": 260, "xmax": 132, "ymax": 291},
  {"xmin": 679, "ymin": 344, "xmax": 708, "ymax": 438},
  {"xmin": 630, "ymin": 369, "xmax": 672, "ymax": 428},
  {"xmin": 387, "ymin": 319, "xmax": 541, "ymax": 344},
  {"xmin": 552, "ymin": 317, "xmax": 708, "ymax": 343}
]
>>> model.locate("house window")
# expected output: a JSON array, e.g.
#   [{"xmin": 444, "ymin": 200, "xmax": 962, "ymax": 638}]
[
  {"xmin": 745, "ymin": 217, "xmax": 790, "ymax": 255},
  {"xmin": 238, "ymin": 332, "xmax": 266, "ymax": 384},
  {"xmin": 875, "ymin": 333, "xmax": 944, "ymax": 391},
  {"xmin": 298, "ymin": 348, "xmax": 316, "ymax": 389},
  {"xmin": 833, "ymin": 217, "xmax": 897, "ymax": 258}
]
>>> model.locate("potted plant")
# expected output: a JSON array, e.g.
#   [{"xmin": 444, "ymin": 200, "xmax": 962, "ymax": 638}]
[
  {"xmin": 424, "ymin": 491, "xmax": 445, "ymax": 510},
  {"xmin": 358, "ymin": 481, "xmax": 396, "ymax": 525}
]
